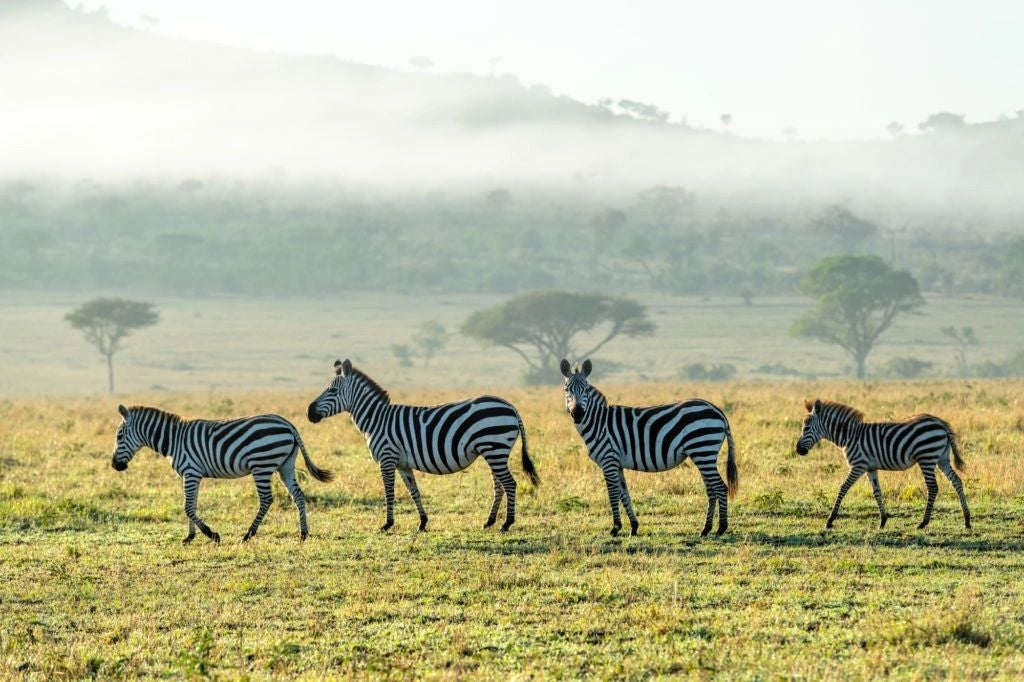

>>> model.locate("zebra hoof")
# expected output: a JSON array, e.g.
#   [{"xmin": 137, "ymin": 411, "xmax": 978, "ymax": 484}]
[
  {"xmin": 210, "ymin": 532, "xmax": 221, "ymax": 544},
  {"xmin": 300, "ymin": 531, "xmax": 308, "ymax": 542},
  {"xmin": 418, "ymin": 517, "xmax": 428, "ymax": 532},
  {"xmin": 879, "ymin": 515, "xmax": 889, "ymax": 529},
  {"xmin": 630, "ymin": 521, "xmax": 639, "ymax": 536},
  {"xmin": 241, "ymin": 532, "xmax": 253, "ymax": 543},
  {"xmin": 825, "ymin": 519, "xmax": 835, "ymax": 530},
  {"xmin": 700, "ymin": 525, "xmax": 712, "ymax": 537},
  {"xmin": 380, "ymin": 522, "xmax": 394, "ymax": 532},
  {"xmin": 181, "ymin": 535, "xmax": 195, "ymax": 545},
  {"xmin": 716, "ymin": 524, "xmax": 728, "ymax": 536},
  {"xmin": 483, "ymin": 517, "xmax": 497, "ymax": 529},
  {"xmin": 965, "ymin": 519, "xmax": 972, "ymax": 530},
  {"xmin": 610, "ymin": 526, "xmax": 621, "ymax": 537},
  {"xmin": 500, "ymin": 520, "xmax": 514, "ymax": 532},
  {"xmin": 917, "ymin": 520, "xmax": 930, "ymax": 530}
]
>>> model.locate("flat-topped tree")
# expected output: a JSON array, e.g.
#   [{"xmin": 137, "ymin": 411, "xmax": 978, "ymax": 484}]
[
  {"xmin": 791, "ymin": 255, "xmax": 923, "ymax": 379},
  {"xmin": 461, "ymin": 290, "xmax": 655, "ymax": 384},
  {"xmin": 66, "ymin": 298, "xmax": 159, "ymax": 394}
]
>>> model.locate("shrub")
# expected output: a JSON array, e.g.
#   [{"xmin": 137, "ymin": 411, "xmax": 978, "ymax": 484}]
[{"xmin": 680, "ymin": 363, "xmax": 736, "ymax": 382}]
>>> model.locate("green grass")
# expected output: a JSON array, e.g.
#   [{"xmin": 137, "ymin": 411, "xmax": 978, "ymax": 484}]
[{"xmin": 2, "ymin": 381, "xmax": 1024, "ymax": 678}]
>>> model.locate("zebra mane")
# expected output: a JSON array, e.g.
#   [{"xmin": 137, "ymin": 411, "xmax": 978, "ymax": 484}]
[
  {"xmin": 818, "ymin": 400, "xmax": 865, "ymax": 424},
  {"xmin": 349, "ymin": 368, "xmax": 391, "ymax": 404},
  {"xmin": 128, "ymin": 405, "xmax": 186, "ymax": 423}
]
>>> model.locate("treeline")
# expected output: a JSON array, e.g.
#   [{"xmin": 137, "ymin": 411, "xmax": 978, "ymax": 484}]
[{"xmin": 1, "ymin": 180, "xmax": 1022, "ymax": 298}]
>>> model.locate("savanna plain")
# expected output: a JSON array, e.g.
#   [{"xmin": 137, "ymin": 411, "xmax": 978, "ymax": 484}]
[{"xmin": 2, "ymin": 380, "xmax": 1024, "ymax": 679}]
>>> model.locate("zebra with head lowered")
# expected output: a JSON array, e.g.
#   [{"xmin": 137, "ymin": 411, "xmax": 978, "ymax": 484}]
[
  {"xmin": 111, "ymin": 405, "xmax": 334, "ymax": 543},
  {"xmin": 796, "ymin": 399, "xmax": 971, "ymax": 530},
  {"xmin": 560, "ymin": 359, "xmax": 739, "ymax": 537},
  {"xmin": 306, "ymin": 359, "xmax": 539, "ymax": 531}
]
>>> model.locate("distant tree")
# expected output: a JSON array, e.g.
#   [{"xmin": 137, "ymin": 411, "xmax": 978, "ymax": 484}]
[
  {"xmin": 461, "ymin": 291, "xmax": 655, "ymax": 384},
  {"xmin": 940, "ymin": 326, "xmax": 979, "ymax": 375},
  {"xmin": 623, "ymin": 235, "xmax": 656, "ymax": 283},
  {"xmin": 485, "ymin": 188, "xmax": 512, "ymax": 211},
  {"xmin": 791, "ymin": 255, "xmax": 924, "ymax": 379},
  {"xmin": 809, "ymin": 205, "xmax": 879, "ymax": 253},
  {"xmin": 65, "ymin": 298, "xmax": 159, "ymax": 394},
  {"xmin": 412, "ymin": 320, "xmax": 448, "ymax": 367},
  {"xmin": 998, "ymin": 237, "xmax": 1024, "ymax": 297},
  {"xmin": 886, "ymin": 121, "xmax": 904, "ymax": 137},
  {"xmin": 918, "ymin": 112, "xmax": 966, "ymax": 132},
  {"xmin": 391, "ymin": 344, "xmax": 415, "ymax": 368},
  {"xmin": 617, "ymin": 99, "xmax": 669, "ymax": 123},
  {"xmin": 720, "ymin": 113, "xmax": 733, "ymax": 129},
  {"xmin": 408, "ymin": 56, "xmax": 434, "ymax": 70},
  {"xmin": 590, "ymin": 209, "xmax": 627, "ymax": 273}
]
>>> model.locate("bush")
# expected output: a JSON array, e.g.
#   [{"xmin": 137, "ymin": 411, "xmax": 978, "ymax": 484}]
[
  {"xmin": 970, "ymin": 350, "xmax": 1024, "ymax": 378},
  {"xmin": 680, "ymin": 363, "xmax": 736, "ymax": 382},
  {"xmin": 753, "ymin": 362, "xmax": 802, "ymax": 377},
  {"xmin": 885, "ymin": 356, "xmax": 934, "ymax": 379}
]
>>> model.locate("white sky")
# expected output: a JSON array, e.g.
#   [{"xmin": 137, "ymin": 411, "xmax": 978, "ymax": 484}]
[{"xmin": 73, "ymin": 0, "xmax": 1024, "ymax": 139}]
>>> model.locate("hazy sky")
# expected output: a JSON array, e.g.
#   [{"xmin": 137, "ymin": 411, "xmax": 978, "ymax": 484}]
[{"xmin": 75, "ymin": 0, "xmax": 1024, "ymax": 140}]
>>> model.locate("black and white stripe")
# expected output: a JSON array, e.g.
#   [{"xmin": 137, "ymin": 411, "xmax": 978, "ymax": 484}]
[
  {"xmin": 306, "ymin": 359, "xmax": 539, "ymax": 531},
  {"xmin": 111, "ymin": 404, "xmax": 333, "ymax": 543},
  {"xmin": 796, "ymin": 399, "xmax": 971, "ymax": 530},
  {"xmin": 560, "ymin": 359, "xmax": 739, "ymax": 537}
]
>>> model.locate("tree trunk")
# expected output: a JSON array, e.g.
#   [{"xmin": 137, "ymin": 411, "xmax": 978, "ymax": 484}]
[
  {"xmin": 855, "ymin": 353, "xmax": 866, "ymax": 380},
  {"xmin": 107, "ymin": 352, "xmax": 115, "ymax": 394}
]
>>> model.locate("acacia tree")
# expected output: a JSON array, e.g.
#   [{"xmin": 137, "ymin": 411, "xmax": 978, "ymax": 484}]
[
  {"xmin": 66, "ymin": 298, "xmax": 159, "ymax": 394},
  {"xmin": 791, "ymin": 256, "xmax": 923, "ymax": 379},
  {"xmin": 461, "ymin": 291, "xmax": 655, "ymax": 384}
]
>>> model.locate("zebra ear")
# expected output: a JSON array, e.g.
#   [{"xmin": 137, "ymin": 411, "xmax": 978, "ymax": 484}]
[
  {"xmin": 118, "ymin": 404, "xmax": 128, "ymax": 419},
  {"xmin": 334, "ymin": 359, "xmax": 344, "ymax": 376},
  {"xmin": 804, "ymin": 399, "xmax": 814, "ymax": 413},
  {"xmin": 814, "ymin": 399, "xmax": 822, "ymax": 412},
  {"xmin": 341, "ymin": 359, "xmax": 353, "ymax": 376},
  {"xmin": 559, "ymin": 359, "xmax": 572, "ymax": 378},
  {"xmin": 581, "ymin": 359, "xmax": 593, "ymax": 377}
]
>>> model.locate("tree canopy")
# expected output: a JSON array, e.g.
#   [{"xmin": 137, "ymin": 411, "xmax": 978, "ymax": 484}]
[
  {"xmin": 791, "ymin": 255, "xmax": 923, "ymax": 379},
  {"xmin": 461, "ymin": 291, "xmax": 655, "ymax": 384},
  {"xmin": 66, "ymin": 298, "xmax": 159, "ymax": 393}
]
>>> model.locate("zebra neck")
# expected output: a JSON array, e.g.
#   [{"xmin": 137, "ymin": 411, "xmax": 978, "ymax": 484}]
[
  {"xmin": 348, "ymin": 392, "xmax": 387, "ymax": 437},
  {"xmin": 140, "ymin": 412, "xmax": 182, "ymax": 458},
  {"xmin": 823, "ymin": 417, "xmax": 859, "ymax": 449}
]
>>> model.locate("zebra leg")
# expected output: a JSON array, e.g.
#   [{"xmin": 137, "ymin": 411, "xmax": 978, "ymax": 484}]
[
  {"xmin": 917, "ymin": 463, "xmax": 939, "ymax": 529},
  {"xmin": 940, "ymin": 462, "xmax": 972, "ymax": 529},
  {"xmin": 484, "ymin": 471, "xmax": 505, "ymax": 529},
  {"xmin": 868, "ymin": 471, "xmax": 889, "ymax": 529},
  {"xmin": 695, "ymin": 453, "xmax": 729, "ymax": 537},
  {"xmin": 484, "ymin": 456, "xmax": 518, "ymax": 532},
  {"xmin": 827, "ymin": 467, "xmax": 865, "ymax": 529},
  {"xmin": 183, "ymin": 474, "xmax": 219, "ymax": 544},
  {"xmin": 183, "ymin": 519, "xmax": 196, "ymax": 545},
  {"xmin": 619, "ymin": 468, "xmax": 639, "ymax": 536},
  {"xmin": 242, "ymin": 471, "xmax": 275, "ymax": 542},
  {"xmin": 399, "ymin": 469, "xmax": 429, "ymax": 531},
  {"xmin": 380, "ymin": 460, "xmax": 397, "ymax": 531},
  {"xmin": 278, "ymin": 459, "xmax": 309, "ymax": 541},
  {"xmin": 601, "ymin": 463, "xmax": 623, "ymax": 536}
]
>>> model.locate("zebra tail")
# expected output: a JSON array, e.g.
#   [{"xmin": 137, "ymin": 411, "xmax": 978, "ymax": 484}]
[
  {"xmin": 949, "ymin": 425, "xmax": 966, "ymax": 473},
  {"xmin": 295, "ymin": 431, "xmax": 335, "ymax": 483},
  {"xmin": 517, "ymin": 413, "xmax": 540, "ymax": 487},
  {"xmin": 725, "ymin": 426, "xmax": 739, "ymax": 499}
]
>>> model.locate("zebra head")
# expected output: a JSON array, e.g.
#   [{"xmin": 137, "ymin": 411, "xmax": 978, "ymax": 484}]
[
  {"xmin": 307, "ymin": 359, "xmax": 354, "ymax": 423},
  {"xmin": 796, "ymin": 399, "xmax": 825, "ymax": 455},
  {"xmin": 560, "ymin": 358, "xmax": 593, "ymax": 424},
  {"xmin": 111, "ymin": 404, "xmax": 144, "ymax": 471}
]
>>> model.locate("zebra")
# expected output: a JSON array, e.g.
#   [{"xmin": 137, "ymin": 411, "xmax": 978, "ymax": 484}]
[
  {"xmin": 111, "ymin": 404, "xmax": 334, "ymax": 544},
  {"xmin": 796, "ymin": 399, "xmax": 971, "ymax": 530},
  {"xmin": 306, "ymin": 359, "xmax": 539, "ymax": 532},
  {"xmin": 560, "ymin": 359, "xmax": 739, "ymax": 537}
]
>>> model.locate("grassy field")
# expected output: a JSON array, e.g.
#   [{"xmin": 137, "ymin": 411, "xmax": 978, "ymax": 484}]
[
  {"xmin": 2, "ymin": 380, "xmax": 1024, "ymax": 678},
  {"xmin": 2, "ymin": 292, "xmax": 1024, "ymax": 395}
]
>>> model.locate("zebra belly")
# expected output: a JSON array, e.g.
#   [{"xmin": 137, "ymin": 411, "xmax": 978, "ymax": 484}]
[{"xmin": 621, "ymin": 449, "xmax": 687, "ymax": 472}]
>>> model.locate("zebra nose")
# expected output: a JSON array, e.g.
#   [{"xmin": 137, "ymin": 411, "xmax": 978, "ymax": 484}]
[
  {"xmin": 112, "ymin": 459, "xmax": 128, "ymax": 471},
  {"xmin": 307, "ymin": 404, "xmax": 322, "ymax": 423}
]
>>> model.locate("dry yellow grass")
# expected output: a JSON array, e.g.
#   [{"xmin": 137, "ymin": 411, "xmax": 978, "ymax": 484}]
[{"xmin": 2, "ymin": 379, "xmax": 1024, "ymax": 678}]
